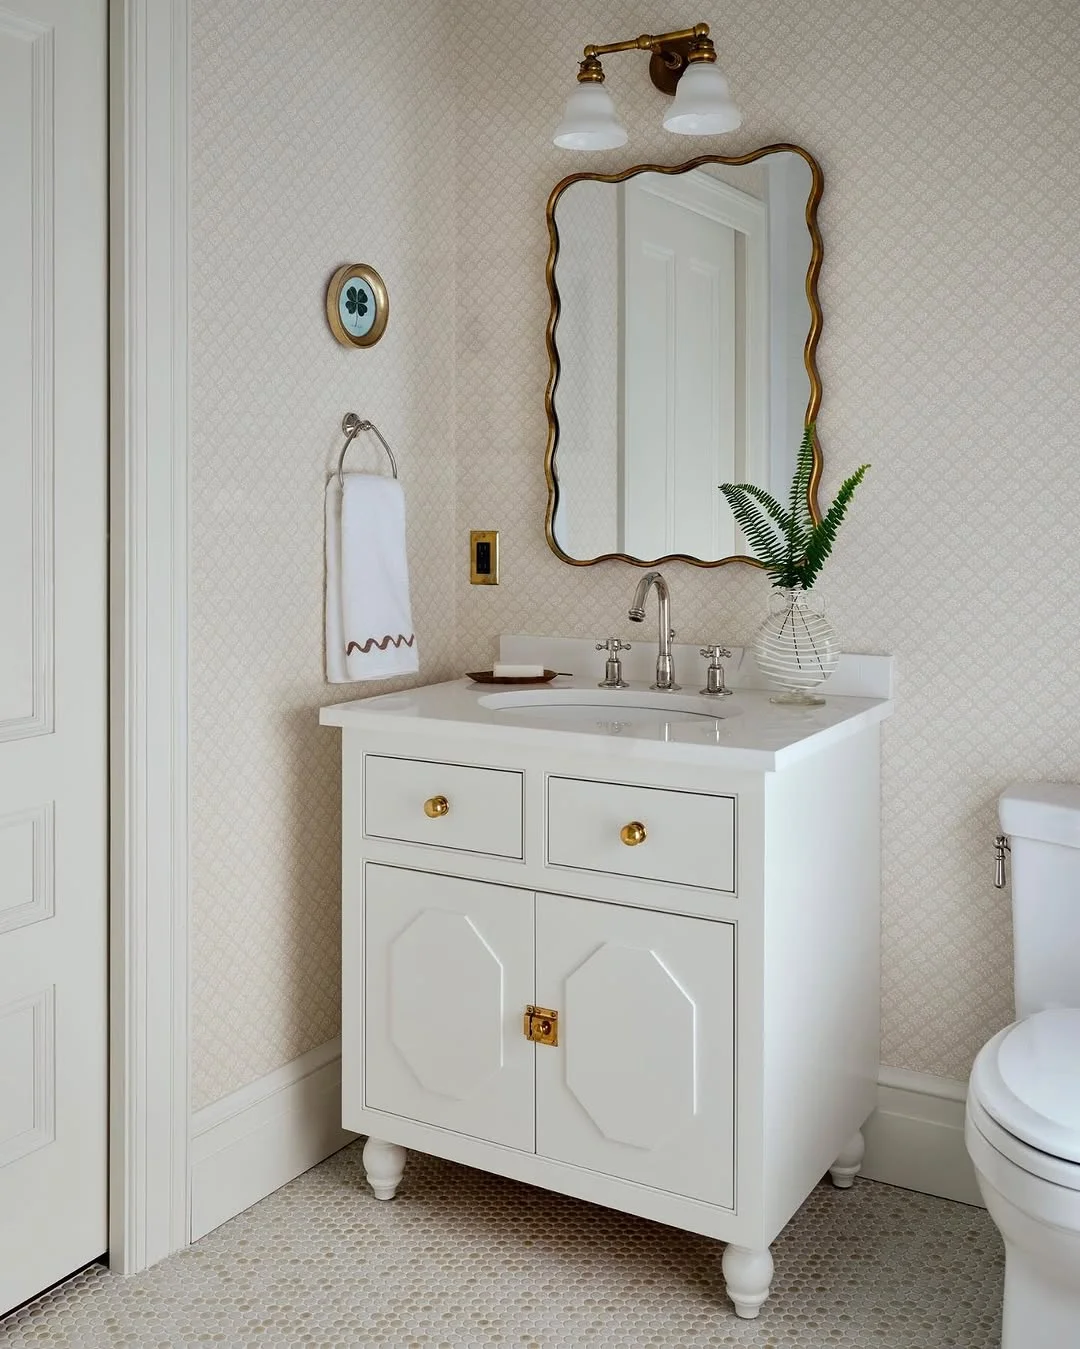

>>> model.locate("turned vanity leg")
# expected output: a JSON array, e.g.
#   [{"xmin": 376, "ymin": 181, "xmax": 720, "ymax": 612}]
[
  {"xmin": 721, "ymin": 1243, "xmax": 774, "ymax": 1319},
  {"xmin": 828, "ymin": 1128, "xmax": 866, "ymax": 1189},
  {"xmin": 362, "ymin": 1137, "xmax": 407, "ymax": 1200}
]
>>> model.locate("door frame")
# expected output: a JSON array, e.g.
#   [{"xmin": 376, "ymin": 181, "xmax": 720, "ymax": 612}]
[{"xmin": 108, "ymin": 0, "xmax": 190, "ymax": 1272}]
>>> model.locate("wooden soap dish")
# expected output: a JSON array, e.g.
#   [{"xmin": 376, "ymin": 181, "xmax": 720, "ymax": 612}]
[{"xmin": 466, "ymin": 669, "xmax": 562, "ymax": 685}]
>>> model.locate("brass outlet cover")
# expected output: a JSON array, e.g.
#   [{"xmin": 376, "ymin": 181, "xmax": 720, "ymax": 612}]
[{"xmin": 470, "ymin": 530, "xmax": 499, "ymax": 585}]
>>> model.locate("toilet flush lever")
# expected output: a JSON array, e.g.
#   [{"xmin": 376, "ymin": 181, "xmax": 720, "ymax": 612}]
[{"xmin": 994, "ymin": 834, "xmax": 1011, "ymax": 889}]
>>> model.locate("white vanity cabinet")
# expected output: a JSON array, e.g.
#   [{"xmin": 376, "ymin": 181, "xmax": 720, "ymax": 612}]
[
  {"xmin": 362, "ymin": 865, "xmax": 736, "ymax": 1203},
  {"xmin": 325, "ymin": 669, "xmax": 890, "ymax": 1321},
  {"xmin": 533, "ymin": 891, "xmax": 735, "ymax": 1208}
]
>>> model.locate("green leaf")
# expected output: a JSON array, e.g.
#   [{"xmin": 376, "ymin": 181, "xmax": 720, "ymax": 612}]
[
  {"xmin": 801, "ymin": 463, "xmax": 870, "ymax": 587},
  {"xmin": 719, "ymin": 485, "xmax": 786, "ymax": 568},
  {"xmin": 719, "ymin": 421, "xmax": 868, "ymax": 590},
  {"xmin": 783, "ymin": 424, "xmax": 816, "ymax": 580},
  {"xmin": 726, "ymin": 482, "xmax": 790, "ymax": 531},
  {"xmin": 788, "ymin": 424, "xmax": 815, "ymax": 529}
]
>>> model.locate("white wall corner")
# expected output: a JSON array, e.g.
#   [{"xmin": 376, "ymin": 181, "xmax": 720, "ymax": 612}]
[
  {"xmin": 862, "ymin": 1067, "xmax": 983, "ymax": 1208},
  {"xmin": 189, "ymin": 1039, "xmax": 356, "ymax": 1242}
]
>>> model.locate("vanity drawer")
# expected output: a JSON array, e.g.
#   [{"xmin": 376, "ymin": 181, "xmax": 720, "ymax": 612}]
[
  {"xmin": 364, "ymin": 755, "xmax": 524, "ymax": 859},
  {"xmin": 546, "ymin": 777, "xmax": 735, "ymax": 892}
]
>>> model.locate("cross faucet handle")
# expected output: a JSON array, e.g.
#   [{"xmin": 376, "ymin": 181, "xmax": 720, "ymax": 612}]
[
  {"xmin": 700, "ymin": 645, "xmax": 734, "ymax": 698},
  {"xmin": 596, "ymin": 637, "xmax": 631, "ymax": 689}
]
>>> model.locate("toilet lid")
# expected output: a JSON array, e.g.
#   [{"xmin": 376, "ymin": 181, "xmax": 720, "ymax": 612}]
[{"xmin": 971, "ymin": 1009, "xmax": 1080, "ymax": 1164}]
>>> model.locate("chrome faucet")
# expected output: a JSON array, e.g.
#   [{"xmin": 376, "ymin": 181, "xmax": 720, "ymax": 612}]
[{"xmin": 627, "ymin": 571, "xmax": 680, "ymax": 690}]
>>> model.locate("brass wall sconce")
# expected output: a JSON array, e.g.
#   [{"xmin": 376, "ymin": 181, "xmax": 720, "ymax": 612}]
[{"xmin": 554, "ymin": 22, "xmax": 741, "ymax": 151}]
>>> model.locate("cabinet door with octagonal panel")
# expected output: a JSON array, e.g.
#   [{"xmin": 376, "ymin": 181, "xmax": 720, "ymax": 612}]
[
  {"xmin": 535, "ymin": 894, "xmax": 736, "ymax": 1207},
  {"xmin": 363, "ymin": 865, "xmax": 535, "ymax": 1150}
]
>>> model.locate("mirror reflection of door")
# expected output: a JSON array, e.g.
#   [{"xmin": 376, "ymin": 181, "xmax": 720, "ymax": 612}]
[
  {"xmin": 547, "ymin": 150, "xmax": 818, "ymax": 565},
  {"xmin": 621, "ymin": 172, "xmax": 765, "ymax": 560}
]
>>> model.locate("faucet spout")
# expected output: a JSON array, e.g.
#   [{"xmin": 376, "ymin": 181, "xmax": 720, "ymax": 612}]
[{"xmin": 627, "ymin": 571, "xmax": 679, "ymax": 691}]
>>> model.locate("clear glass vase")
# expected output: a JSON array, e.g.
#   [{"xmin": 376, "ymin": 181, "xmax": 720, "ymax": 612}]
[{"xmin": 752, "ymin": 588, "xmax": 839, "ymax": 706}]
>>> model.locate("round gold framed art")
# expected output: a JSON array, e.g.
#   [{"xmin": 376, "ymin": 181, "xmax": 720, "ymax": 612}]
[{"xmin": 326, "ymin": 263, "xmax": 389, "ymax": 348}]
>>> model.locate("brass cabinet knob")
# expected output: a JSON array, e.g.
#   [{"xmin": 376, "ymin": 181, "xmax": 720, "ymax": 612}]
[
  {"xmin": 424, "ymin": 795, "xmax": 450, "ymax": 819},
  {"xmin": 620, "ymin": 820, "xmax": 647, "ymax": 847}
]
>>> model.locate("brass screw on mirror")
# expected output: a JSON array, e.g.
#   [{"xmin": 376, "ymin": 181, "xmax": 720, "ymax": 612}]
[
  {"xmin": 620, "ymin": 821, "xmax": 647, "ymax": 847},
  {"xmin": 424, "ymin": 795, "xmax": 450, "ymax": 819}
]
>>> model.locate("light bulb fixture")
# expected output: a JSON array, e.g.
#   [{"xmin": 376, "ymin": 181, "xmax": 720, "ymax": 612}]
[
  {"xmin": 553, "ymin": 54, "xmax": 628, "ymax": 150},
  {"xmin": 553, "ymin": 23, "xmax": 741, "ymax": 151}
]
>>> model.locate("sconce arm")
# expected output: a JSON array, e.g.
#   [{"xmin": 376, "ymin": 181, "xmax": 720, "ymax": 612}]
[{"xmin": 583, "ymin": 23, "xmax": 709, "ymax": 60}]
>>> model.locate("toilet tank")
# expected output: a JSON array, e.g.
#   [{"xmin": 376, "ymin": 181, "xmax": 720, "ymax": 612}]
[{"xmin": 1000, "ymin": 782, "xmax": 1080, "ymax": 1018}]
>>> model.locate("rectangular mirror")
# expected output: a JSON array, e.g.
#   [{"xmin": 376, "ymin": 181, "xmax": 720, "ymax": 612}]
[{"xmin": 544, "ymin": 145, "xmax": 822, "ymax": 567}]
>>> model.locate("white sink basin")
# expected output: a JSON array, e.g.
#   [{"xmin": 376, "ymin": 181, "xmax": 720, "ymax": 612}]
[{"xmin": 478, "ymin": 687, "xmax": 738, "ymax": 739}]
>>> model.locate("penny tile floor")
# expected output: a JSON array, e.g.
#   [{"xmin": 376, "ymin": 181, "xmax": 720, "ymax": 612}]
[{"xmin": 2, "ymin": 1141, "xmax": 1004, "ymax": 1347}]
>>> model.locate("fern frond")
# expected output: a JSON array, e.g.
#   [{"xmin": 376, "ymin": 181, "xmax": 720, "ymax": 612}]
[
  {"xmin": 718, "ymin": 485, "xmax": 786, "ymax": 568},
  {"xmin": 801, "ymin": 464, "xmax": 869, "ymax": 587},
  {"xmin": 726, "ymin": 483, "xmax": 790, "ymax": 531},
  {"xmin": 788, "ymin": 424, "xmax": 816, "ymax": 528},
  {"xmin": 719, "ymin": 422, "xmax": 867, "ymax": 590},
  {"xmin": 719, "ymin": 489, "xmax": 785, "ymax": 563},
  {"xmin": 784, "ymin": 424, "xmax": 817, "ymax": 580}
]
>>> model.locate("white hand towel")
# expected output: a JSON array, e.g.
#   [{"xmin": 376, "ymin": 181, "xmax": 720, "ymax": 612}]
[{"xmin": 325, "ymin": 474, "xmax": 419, "ymax": 683}]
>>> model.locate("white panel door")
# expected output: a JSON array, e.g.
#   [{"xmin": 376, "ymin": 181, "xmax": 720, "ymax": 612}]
[
  {"xmin": 622, "ymin": 180, "xmax": 737, "ymax": 559},
  {"xmin": 0, "ymin": 0, "xmax": 108, "ymax": 1314},
  {"xmin": 363, "ymin": 866, "xmax": 535, "ymax": 1150},
  {"xmin": 535, "ymin": 895, "xmax": 736, "ymax": 1207}
]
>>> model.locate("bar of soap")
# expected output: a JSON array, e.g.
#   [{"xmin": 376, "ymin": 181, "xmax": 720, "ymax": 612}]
[{"xmin": 492, "ymin": 662, "xmax": 545, "ymax": 679}]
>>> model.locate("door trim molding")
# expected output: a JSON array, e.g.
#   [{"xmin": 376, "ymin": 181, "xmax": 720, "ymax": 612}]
[{"xmin": 108, "ymin": 0, "xmax": 190, "ymax": 1273}]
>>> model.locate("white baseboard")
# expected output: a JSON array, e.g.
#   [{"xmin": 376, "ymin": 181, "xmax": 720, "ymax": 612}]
[
  {"xmin": 189, "ymin": 1037, "xmax": 356, "ymax": 1241},
  {"xmin": 189, "ymin": 1052, "xmax": 981, "ymax": 1242},
  {"xmin": 862, "ymin": 1067, "xmax": 983, "ymax": 1207}
]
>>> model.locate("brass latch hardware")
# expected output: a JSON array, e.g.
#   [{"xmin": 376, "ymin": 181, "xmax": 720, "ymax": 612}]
[{"xmin": 523, "ymin": 1006, "xmax": 559, "ymax": 1046}]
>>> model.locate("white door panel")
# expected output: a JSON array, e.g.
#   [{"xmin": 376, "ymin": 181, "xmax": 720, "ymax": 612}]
[
  {"xmin": 0, "ymin": 8, "xmax": 51, "ymax": 739},
  {"xmin": 622, "ymin": 181, "xmax": 736, "ymax": 559},
  {"xmin": 0, "ymin": 804, "xmax": 53, "ymax": 935},
  {"xmin": 362, "ymin": 866, "xmax": 535, "ymax": 1151},
  {"xmin": 0, "ymin": 0, "xmax": 108, "ymax": 1314},
  {"xmin": 536, "ymin": 894, "xmax": 736, "ymax": 1207}
]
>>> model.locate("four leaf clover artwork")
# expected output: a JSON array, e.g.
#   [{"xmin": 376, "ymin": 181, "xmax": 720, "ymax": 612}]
[
  {"xmin": 344, "ymin": 282, "xmax": 370, "ymax": 331},
  {"xmin": 326, "ymin": 264, "xmax": 389, "ymax": 348}
]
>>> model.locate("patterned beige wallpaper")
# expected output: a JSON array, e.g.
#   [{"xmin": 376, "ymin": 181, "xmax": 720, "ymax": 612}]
[
  {"xmin": 188, "ymin": 0, "xmax": 460, "ymax": 1107},
  {"xmin": 451, "ymin": 0, "xmax": 1080, "ymax": 1079},
  {"xmin": 190, "ymin": 0, "xmax": 1080, "ymax": 1109}
]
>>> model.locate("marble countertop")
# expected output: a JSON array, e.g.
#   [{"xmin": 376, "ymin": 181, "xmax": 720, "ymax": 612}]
[{"xmin": 320, "ymin": 675, "xmax": 893, "ymax": 772}]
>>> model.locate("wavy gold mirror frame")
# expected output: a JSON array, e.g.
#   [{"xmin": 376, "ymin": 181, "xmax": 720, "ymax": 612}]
[{"xmin": 544, "ymin": 143, "xmax": 824, "ymax": 568}]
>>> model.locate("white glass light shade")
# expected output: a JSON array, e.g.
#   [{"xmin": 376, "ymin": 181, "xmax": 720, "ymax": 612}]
[
  {"xmin": 553, "ymin": 82, "xmax": 628, "ymax": 150},
  {"xmin": 662, "ymin": 61, "xmax": 742, "ymax": 135}
]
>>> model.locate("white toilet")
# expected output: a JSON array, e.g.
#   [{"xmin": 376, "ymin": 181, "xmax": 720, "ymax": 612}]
[{"xmin": 965, "ymin": 783, "xmax": 1080, "ymax": 1348}]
